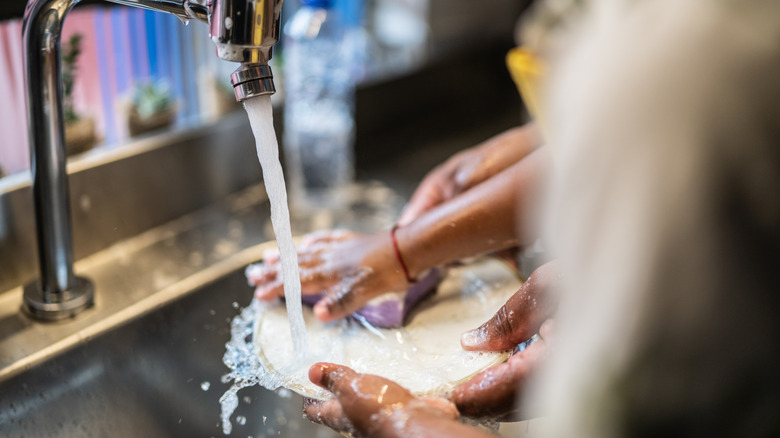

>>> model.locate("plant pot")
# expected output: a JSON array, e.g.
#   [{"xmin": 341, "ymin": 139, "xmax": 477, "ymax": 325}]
[
  {"xmin": 127, "ymin": 106, "xmax": 177, "ymax": 137},
  {"xmin": 65, "ymin": 117, "xmax": 97, "ymax": 156}
]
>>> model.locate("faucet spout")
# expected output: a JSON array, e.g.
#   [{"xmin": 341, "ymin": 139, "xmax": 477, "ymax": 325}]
[
  {"xmin": 209, "ymin": 0, "xmax": 284, "ymax": 101},
  {"xmin": 21, "ymin": 0, "xmax": 283, "ymax": 320}
]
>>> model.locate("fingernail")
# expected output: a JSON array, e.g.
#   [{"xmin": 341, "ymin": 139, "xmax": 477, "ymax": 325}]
[
  {"xmin": 313, "ymin": 303, "xmax": 330, "ymax": 321},
  {"xmin": 460, "ymin": 329, "xmax": 484, "ymax": 350},
  {"xmin": 308, "ymin": 363, "xmax": 327, "ymax": 386}
]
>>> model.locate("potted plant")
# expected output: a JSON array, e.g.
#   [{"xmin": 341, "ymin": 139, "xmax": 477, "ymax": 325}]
[
  {"xmin": 213, "ymin": 78, "xmax": 241, "ymax": 116},
  {"xmin": 62, "ymin": 33, "xmax": 98, "ymax": 156},
  {"xmin": 126, "ymin": 81, "xmax": 177, "ymax": 137}
]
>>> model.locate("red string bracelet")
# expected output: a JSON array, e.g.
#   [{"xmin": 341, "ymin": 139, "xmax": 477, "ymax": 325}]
[{"xmin": 390, "ymin": 224, "xmax": 416, "ymax": 284}]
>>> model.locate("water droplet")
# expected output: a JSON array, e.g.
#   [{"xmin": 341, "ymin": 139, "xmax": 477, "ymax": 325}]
[
  {"xmin": 243, "ymin": 396, "xmax": 252, "ymax": 404},
  {"xmin": 277, "ymin": 388, "xmax": 291, "ymax": 398},
  {"xmin": 232, "ymin": 301, "xmax": 240, "ymax": 309},
  {"xmin": 262, "ymin": 416, "xmax": 267, "ymax": 424},
  {"xmin": 201, "ymin": 381, "xmax": 211, "ymax": 391},
  {"xmin": 236, "ymin": 415, "xmax": 247, "ymax": 426}
]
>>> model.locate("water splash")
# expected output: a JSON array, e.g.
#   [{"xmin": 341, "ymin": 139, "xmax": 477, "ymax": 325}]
[{"xmin": 220, "ymin": 302, "xmax": 277, "ymax": 434}]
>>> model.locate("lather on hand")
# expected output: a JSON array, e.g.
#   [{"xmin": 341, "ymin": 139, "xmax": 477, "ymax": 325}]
[
  {"xmin": 453, "ymin": 262, "xmax": 558, "ymax": 419},
  {"xmin": 301, "ymin": 262, "xmax": 559, "ymax": 433}
]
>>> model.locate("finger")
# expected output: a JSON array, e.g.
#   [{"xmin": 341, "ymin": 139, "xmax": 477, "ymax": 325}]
[
  {"xmin": 397, "ymin": 181, "xmax": 446, "ymax": 226},
  {"xmin": 303, "ymin": 398, "xmax": 353, "ymax": 433},
  {"xmin": 453, "ymin": 339, "xmax": 547, "ymax": 419},
  {"xmin": 254, "ymin": 280, "xmax": 283, "ymax": 300},
  {"xmin": 262, "ymin": 247, "xmax": 280, "ymax": 264},
  {"xmin": 308, "ymin": 363, "xmax": 359, "ymax": 396},
  {"xmin": 296, "ymin": 251, "xmax": 326, "ymax": 269},
  {"xmin": 245, "ymin": 263, "xmax": 277, "ymax": 285},
  {"xmin": 255, "ymin": 266, "xmax": 338, "ymax": 300},
  {"xmin": 313, "ymin": 270, "xmax": 371, "ymax": 321},
  {"xmin": 299, "ymin": 267, "xmax": 339, "ymax": 295},
  {"xmin": 418, "ymin": 397, "xmax": 460, "ymax": 420},
  {"xmin": 461, "ymin": 262, "xmax": 558, "ymax": 351},
  {"xmin": 301, "ymin": 229, "xmax": 356, "ymax": 246}
]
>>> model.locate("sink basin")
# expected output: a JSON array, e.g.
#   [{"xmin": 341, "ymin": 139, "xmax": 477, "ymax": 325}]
[{"xmin": 0, "ymin": 267, "xmax": 339, "ymax": 438}]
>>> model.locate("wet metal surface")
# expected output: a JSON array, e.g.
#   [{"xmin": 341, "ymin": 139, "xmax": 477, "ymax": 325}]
[{"xmin": 0, "ymin": 265, "xmax": 338, "ymax": 437}]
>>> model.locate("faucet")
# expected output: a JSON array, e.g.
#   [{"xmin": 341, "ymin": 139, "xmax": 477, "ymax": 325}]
[{"xmin": 22, "ymin": 0, "xmax": 283, "ymax": 321}]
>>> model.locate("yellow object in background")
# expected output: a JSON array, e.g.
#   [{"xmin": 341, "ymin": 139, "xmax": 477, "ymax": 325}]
[{"xmin": 506, "ymin": 47, "xmax": 547, "ymax": 134}]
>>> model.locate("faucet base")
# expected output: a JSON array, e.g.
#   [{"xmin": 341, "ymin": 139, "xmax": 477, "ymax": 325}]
[{"xmin": 23, "ymin": 277, "xmax": 95, "ymax": 321}]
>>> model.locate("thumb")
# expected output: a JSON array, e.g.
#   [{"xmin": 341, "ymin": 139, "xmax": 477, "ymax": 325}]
[
  {"xmin": 460, "ymin": 262, "xmax": 558, "ymax": 351},
  {"xmin": 309, "ymin": 363, "xmax": 359, "ymax": 396}
]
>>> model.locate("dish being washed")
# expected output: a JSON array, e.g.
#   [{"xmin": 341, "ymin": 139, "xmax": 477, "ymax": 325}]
[{"xmin": 252, "ymin": 257, "xmax": 521, "ymax": 400}]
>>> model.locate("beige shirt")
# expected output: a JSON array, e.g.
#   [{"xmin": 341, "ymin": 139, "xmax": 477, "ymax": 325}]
[{"xmin": 532, "ymin": 1, "xmax": 780, "ymax": 436}]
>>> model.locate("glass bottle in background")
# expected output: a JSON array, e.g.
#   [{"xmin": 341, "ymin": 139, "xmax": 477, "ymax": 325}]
[{"xmin": 283, "ymin": 0, "xmax": 357, "ymax": 212}]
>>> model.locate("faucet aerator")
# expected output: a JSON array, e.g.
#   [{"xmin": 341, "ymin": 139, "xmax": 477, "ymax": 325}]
[{"xmin": 230, "ymin": 64, "xmax": 276, "ymax": 102}]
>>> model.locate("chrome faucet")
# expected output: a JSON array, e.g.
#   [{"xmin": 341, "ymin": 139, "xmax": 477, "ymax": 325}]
[{"xmin": 22, "ymin": 0, "xmax": 283, "ymax": 320}]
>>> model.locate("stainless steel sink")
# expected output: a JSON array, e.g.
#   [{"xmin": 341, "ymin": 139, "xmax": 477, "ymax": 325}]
[
  {"xmin": 0, "ymin": 265, "xmax": 339, "ymax": 438},
  {"xmin": 0, "ymin": 177, "xmax": 344, "ymax": 437}
]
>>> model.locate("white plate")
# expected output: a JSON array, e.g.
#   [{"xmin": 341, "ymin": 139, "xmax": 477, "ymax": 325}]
[{"xmin": 253, "ymin": 257, "xmax": 521, "ymax": 400}]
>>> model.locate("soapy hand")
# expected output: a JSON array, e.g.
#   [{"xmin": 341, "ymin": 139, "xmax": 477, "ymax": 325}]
[
  {"xmin": 248, "ymin": 230, "xmax": 408, "ymax": 322},
  {"xmin": 454, "ymin": 318, "xmax": 554, "ymax": 420},
  {"xmin": 453, "ymin": 262, "xmax": 559, "ymax": 419},
  {"xmin": 304, "ymin": 363, "xmax": 495, "ymax": 438},
  {"xmin": 398, "ymin": 124, "xmax": 541, "ymax": 226}
]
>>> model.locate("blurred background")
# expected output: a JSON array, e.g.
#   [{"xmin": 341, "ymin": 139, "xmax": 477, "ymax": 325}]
[{"xmin": 0, "ymin": 0, "xmax": 529, "ymax": 178}]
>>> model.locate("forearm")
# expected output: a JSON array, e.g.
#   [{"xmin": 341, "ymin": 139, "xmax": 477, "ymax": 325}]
[{"xmin": 397, "ymin": 147, "xmax": 549, "ymax": 278}]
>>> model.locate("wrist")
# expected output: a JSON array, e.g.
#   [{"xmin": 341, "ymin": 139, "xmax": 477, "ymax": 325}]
[
  {"xmin": 391, "ymin": 225, "xmax": 416, "ymax": 284},
  {"xmin": 392, "ymin": 224, "xmax": 431, "ymax": 282}
]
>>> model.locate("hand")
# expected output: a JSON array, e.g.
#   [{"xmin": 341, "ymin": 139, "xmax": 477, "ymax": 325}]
[
  {"xmin": 460, "ymin": 261, "xmax": 558, "ymax": 351},
  {"xmin": 454, "ymin": 319, "xmax": 554, "ymax": 420},
  {"xmin": 304, "ymin": 363, "xmax": 494, "ymax": 438},
  {"xmin": 453, "ymin": 262, "xmax": 559, "ymax": 419},
  {"xmin": 398, "ymin": 124, "xmax": 541, "ymax": 226},
  {"xmin": 248, "ymin": 230, "xmax": 408, "ymax": 322}
]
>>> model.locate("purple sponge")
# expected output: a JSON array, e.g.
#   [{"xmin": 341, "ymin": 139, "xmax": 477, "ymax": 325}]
[{"xmin": 300, "ymin": 269, "xmax": 442, "ymax": 328}]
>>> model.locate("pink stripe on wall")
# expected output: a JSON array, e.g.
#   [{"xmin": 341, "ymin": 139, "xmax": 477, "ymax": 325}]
[
  {"xmin": 62, "ymin": 8, "xmax": 105, "ymax": 142},
  {"xmin": 0, "ymin": 20, "xmax": 29, "ymax": 175}
]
